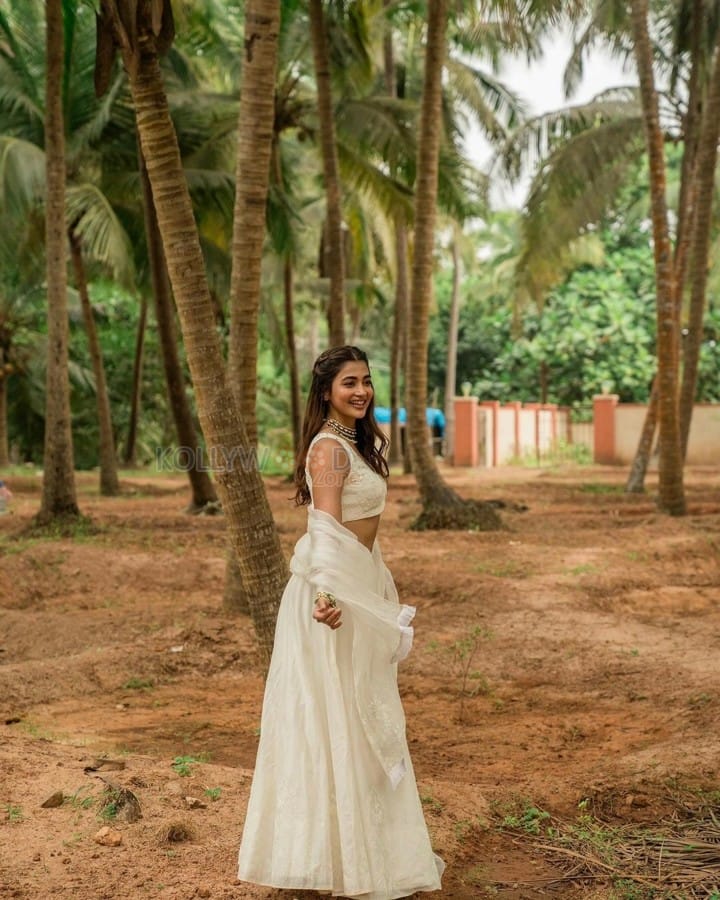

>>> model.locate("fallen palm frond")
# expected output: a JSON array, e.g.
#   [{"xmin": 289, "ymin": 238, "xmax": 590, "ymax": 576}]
[{"xmin": 500, "ymin": 806, "xmax": 720, "ymax": 899}]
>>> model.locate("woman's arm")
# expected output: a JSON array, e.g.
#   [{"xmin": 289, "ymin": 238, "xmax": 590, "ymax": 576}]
[{"xmin": 307, "ymin": 437, "xmax": 349, "ymax": 629}]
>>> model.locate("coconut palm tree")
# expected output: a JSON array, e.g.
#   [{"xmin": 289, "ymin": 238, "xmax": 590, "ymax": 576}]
[
  {"xmin": 629, "ymin": 0, "xmax": 685, "ymax": 514},
  {"xmin": 679, "ymin": 31, "xmax": 720, "ymax": 458},
  {"xmin": 228, "ymin": 0, "xmax": 281, "ymax": 449},
  {"xmin": 309, "ymin": 0, "xmax": 348, "ymax": 346},
  {"xmin": 0, "ymin": 0, "xmax": 133, "ymax": 497},
  {"xmin": 95, "ymin": 0, "xmax": 287, "ymax": 658},
  {"xmin": 38, "ymin": 0, "xmax": 80, "ymax": 523}
]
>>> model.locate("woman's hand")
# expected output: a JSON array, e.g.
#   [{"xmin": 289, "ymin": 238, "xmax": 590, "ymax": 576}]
[{"xmin": 313, "ymin": 595, "xmax": 343, "ymax": 629}]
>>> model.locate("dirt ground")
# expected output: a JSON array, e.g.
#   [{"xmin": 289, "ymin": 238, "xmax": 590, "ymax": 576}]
[{"xmin": 1, "ymin": 463, "xmax": 719, "ymax": 900}]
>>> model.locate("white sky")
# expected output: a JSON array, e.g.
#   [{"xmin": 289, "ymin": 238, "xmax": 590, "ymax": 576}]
[{"xmin": 465, "ymin": 29, "xmax": 636, "ymax": 208}]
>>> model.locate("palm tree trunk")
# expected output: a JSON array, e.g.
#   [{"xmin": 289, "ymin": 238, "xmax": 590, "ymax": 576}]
[
  {"xmin": 383, "ymin": 11, "xmax": 406, "ymax": 468},
  {"xmin": 443, "ymin": 228, "xmax": 461, "ymax": 463},
  {"xmin": 406, "ymin": 0, "xmax": 500, "ymax": 530},
  {"xmin": 673, "ymin": 0, "xmax": 704, "ymax": 300},
  {"xmin": 284, "ymin": 257, "xmax": 302, "ymax": 455},
  {"xmin": 389, "ymin": 215, "xmax": 408, "ymax": 467},
  {"xmin": 630, "ymin": 0, "xmax": 685, "ymax": 515},
  {"xmin": 625, "ymin": 378, "xmax": 658, "ymax": 493},
  {"xmin": 0, "ymin": 369, "xmax": 8, "ymax": 467},
  {"xmin": 123, "ymin": 293, "xmax": 147, "ymax": 466},
  {"xmin": 228, "ymin": 0, "xmax": 280, "ymax": 448},
  {"xmin": 309, "ymin": 0, "xmax": 346, "ymax": 345},
  {"xmin": 38, "ymin": 0, "xmax": 80, "ymax": 525},
  {"xmin": 679, "ymin": 38, "xmax": 720, "ymax": 458},
  {"xmin": 138, "ymin": 145, "xmax": 218, "ymax": 512},
  {"xmin": 109, "ymin": 8, "xmax": 287, "ymax": 658},
  {"xmin": 225, "ymin": 0, "xmax": 280, "ymax": 616},
  {"xmin": 407, "ymin": 0, "xmax": 452, "ymax": 505},
  {"xmin": 69, "ymin": 228, "xmax": 120, "ymax": 496},
  {"xmin": 626, "ymin": 0, "xmax": 704, "ymax": 493}
]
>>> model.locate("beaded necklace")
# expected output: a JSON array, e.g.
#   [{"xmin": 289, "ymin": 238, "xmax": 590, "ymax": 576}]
[{"xmin": 325, "ymin": 417, "xmax": 358, "ymax": 443}]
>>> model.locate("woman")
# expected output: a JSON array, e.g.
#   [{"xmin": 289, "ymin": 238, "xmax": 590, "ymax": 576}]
[{"xmin": 238, "ymin": 346, "xmax": 444, "ymax": 899}]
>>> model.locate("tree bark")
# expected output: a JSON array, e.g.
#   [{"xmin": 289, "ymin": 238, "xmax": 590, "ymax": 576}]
[
  {"xmin": 443, "ymin": 228, "xmax": 461, "ymax": 464},
  {"xmin": 284, "ymin": 257, "xmax": 302, "ymax": 455},
  {"xmin": 228, "ymin": 0, "xmax": 280, "ymax": 448},
  {"xmin": 0, "ymin": 367, "xmax": 8, "ymax": 467},
  {"xmin": 405, "ymin": 0, "xmax": 499, "ymax": 531},
  {"xmin": 309, "ymin": 0, "xmax": 346, "ymax": 346},
  {"xmin": 625, "ymin": 0, "xmax": 705, "ymax": 491},
  {"xmin": 106, "ymin": 3, "xmax": 287, "ymax": 657},
  {"xmin": 123, "ymin": 293, "xmax": 147, "ymax": 466},
  {"xmin": 389, "ymin": 215, "xmax": 409, "ymax": 467},
  {"xmin": 406, "ymin": 0, "xmax": 457, "ymax": 507},
  {"xmin": 383, "ymin": 9, "xmax": 407, "ymax": 468},
  {"xmin": 673, "ymin": 0, "xmax": 704, "ymax": 301},
  {"xmin": 69, "ymin": 229, "xmax": 120, "ymax": 496},
  {"xmin": 625, "ymin": 378, "xmax": 658, "ymax": 493},
  {"xmin": 630, "ymin": 0, "xmax": 686, "ymax": 515},
  {"xmin": 138, "ymin": 144, "xmax": 218, "ymax": 511},
  {"xmin": 679, "ymin": 37, "xmax": 720, "ymax": 458},
  {"xmin": 38, "ymin": 0, "xmax": 80, "ymax": 524}
]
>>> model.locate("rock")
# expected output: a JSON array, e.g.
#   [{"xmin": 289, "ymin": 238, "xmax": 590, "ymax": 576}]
[
  {"xmin": 198, "ymin": 890, "xmax": 211, "ymax": 899},
  {"xmin": 93, "ymin": 826, "xmax": 122, "ymax": 847},
  {"xmin": 40, "ymin": 791, "xmax": 64, "ymax": 808},
  {"xmin": 184, "ymin": 796, "xmax": 207, "ymax": 810},
  {"xmin": 84, "ymin": 757, "xmax": 126, "ymax": 773}
]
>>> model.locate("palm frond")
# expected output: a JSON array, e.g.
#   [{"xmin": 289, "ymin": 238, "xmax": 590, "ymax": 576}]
[
  {"xmin": 515, "ymin": 115, "xmax": 645, "ymax": 305},
  {"xmin": 445, "ymin": 57, "xmax": 526, "ymax": 147},
  {"xmin": 0, "ymin": 136, "xmax": 45, "ymax": 215},
  {"xmin": 335, "ymin": 95, "xmax": 418, "ymax": 165},
  {"xmin": 336, "ymin": 141, "xmax": 414, "ymax": 221},
  {"xmin": 499, "ymin": 86, "xmax": 642, "ymax": 180},
  {"xmin": 65, "ymin": 183, "xmax": 134, "ymax": 285}
]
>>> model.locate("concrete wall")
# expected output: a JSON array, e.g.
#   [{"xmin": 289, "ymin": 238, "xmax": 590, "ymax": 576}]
[
  {"xmin": 452, "ymin": 398, "xmax": 583, "ymax": 467},
  {"xmin": 612, "ymin": 402, "xmax": 720, "ymax": 465}
]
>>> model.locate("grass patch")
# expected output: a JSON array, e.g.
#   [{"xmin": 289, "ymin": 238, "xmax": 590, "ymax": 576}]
[
  {"xmin": 171, "ymin": 754, "xmax": 209, "ymax": 777},
  {"xmin": 122, "ymin": 677, "xmax": 155, "ymax": 691},
  {"xmin": 565, "ymin": 562, "xmax": 601, "ymax": 576},
  {"xmin": 579, "ymin": 483, "xmax": 625, "ymax": 495},
  {"xmin": 3, "ymin": 804, "xmax": 23, "ymax": 823},
  {"xmin": 473, "ymin": 561, "xmax": 527, "ymax": 578}
]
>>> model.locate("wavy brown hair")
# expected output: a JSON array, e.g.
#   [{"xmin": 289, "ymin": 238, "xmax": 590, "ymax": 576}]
[{"xmin": 294, "ymin": 346, "xmax": 389, "ymax": 506}]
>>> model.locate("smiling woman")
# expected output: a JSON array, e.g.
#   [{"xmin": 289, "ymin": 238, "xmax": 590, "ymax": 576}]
[{"xmin": 237, "ymin": 345, "xmax": 444, "ymax": 899}]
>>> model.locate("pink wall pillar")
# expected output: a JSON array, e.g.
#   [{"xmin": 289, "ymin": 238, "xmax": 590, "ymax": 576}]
[
  {"xmin": 593, "ymin": 394, "xmax": 619, "ymax": 463},
  {"xmin": 453, "ymin": 397, "xmax": 479, "ymax": 466}
]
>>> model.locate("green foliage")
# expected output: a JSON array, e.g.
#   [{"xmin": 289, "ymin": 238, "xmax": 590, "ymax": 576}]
[
  {"xmin": 429, "ymin": 239, "xmax": 663, "ymax": 407},
  {"xmin": 3, "ymin": 803, "xmax": 23, "ymax": 823},
  {"xmin": 501, "ymin": 803, "xmax": 550, "ymax": 835},
  {"xmin": 171, "ymin": 754, "xmax": 208, "ymax": 777}
]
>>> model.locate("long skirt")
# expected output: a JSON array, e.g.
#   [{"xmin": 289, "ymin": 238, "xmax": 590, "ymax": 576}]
[{"xmin": 237, "ymin": 529, "xmax": 444, "ymax": 899}]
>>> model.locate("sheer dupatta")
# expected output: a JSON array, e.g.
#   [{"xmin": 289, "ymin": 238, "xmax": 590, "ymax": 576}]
[{"xmin": 290, "ymin": 508, "xmax": 415, "ymax": 788}]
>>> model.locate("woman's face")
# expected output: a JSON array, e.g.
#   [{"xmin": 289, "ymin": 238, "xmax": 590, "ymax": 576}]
[{"xmin": 325, "ymin": 360, "xmax": 373, "ymax": 426}]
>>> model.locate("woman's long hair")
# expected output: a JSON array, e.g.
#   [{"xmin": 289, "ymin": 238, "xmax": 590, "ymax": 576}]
[{"xmin": 294, "ymin": 346, "xmax": 389, "ymax": 506}]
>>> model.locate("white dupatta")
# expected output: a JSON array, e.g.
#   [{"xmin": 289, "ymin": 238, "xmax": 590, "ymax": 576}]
[{"xmin": 289, "ymin": 508, "xmax": 415, "ymax": 789}]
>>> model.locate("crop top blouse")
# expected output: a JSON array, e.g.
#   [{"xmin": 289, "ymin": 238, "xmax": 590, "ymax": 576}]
[{"xmin": 305, "ymin": 431, "xmax": 387, "ymax": 522}]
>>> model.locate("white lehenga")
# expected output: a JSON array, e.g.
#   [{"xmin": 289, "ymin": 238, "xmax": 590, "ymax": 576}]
[{"xmin": 237, "ymin": 441, "xmax": 444, "ymax": 899}]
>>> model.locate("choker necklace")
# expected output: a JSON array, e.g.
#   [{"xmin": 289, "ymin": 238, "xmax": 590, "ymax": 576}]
[{"xmin": 325, "ymin": 417, "xmax": 358, "ymax": 443}]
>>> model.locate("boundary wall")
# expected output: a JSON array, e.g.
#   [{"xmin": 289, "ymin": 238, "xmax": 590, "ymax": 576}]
[
  {"xmin": 452, "ymin": 398, "xmax": 588, "ymax": 467},
  {"xmin": 592, "ymin": 395, "xmax": 720, "ymax": 465}
]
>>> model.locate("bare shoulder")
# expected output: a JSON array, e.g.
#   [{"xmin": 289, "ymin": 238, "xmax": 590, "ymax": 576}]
[{"xmin": 307, "ymin": 435, "xmax": 351, "ymax": 480}]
